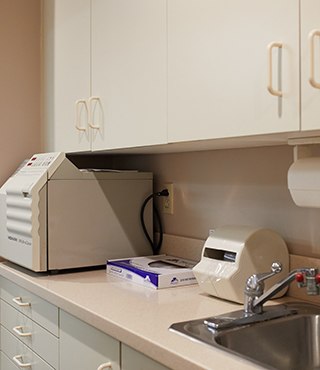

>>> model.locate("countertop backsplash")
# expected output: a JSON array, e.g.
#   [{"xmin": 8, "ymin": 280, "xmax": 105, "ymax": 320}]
[
  {"xmin": 162, "ymin": 233, "xmax": 320, "ymax": 305},
  {"xmin": 110, "ymin": 145, "xmax": 320, "ymax": 260}
]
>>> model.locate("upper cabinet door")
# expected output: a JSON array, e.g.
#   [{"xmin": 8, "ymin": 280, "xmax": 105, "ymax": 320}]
[
  {"xmin": 301, "ymin": 0, "xmax": 320, "ymax": 131},
  {"xmin": 168, "ymin": 0, "xmax": 300, "ymax": 143},
  {"xmin": 91, "ymin": 0, "xmax": 167, "ymax": 151},
  {"xmin": 43, "ymin": 0, "xmax": 91, "ymax": 152}
]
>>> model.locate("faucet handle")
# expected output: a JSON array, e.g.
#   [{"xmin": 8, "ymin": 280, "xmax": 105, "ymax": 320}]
[
  {"xmin": 255, "ymin": 262, "xmax": 282, "ymax": 284},
  {"xmin": 295, "ymin": 272, "xmax": 305, "ymax": 287},
  {"xmin": 244, "ymin": 262, "xmax": 282, "ymax": 314},
  {"xmin": 245, "ymin": 262, "xmax": 282, "ymax": 297},
  {"xmin": 295, "ymin": 268, "xmax": 320, "ymax": 295}
]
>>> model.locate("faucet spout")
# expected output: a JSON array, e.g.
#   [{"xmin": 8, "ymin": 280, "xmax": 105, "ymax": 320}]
[
  {"xmin": 252, "ymin": 270, "xmax": 297, "ymax": 310},
  {"xmin": 246, "ymin": 266, "xmax": 320, "ymax": 314},
  {"xmin": 204, "ymin": 264, "xmax": 320, "ymax": 332}
]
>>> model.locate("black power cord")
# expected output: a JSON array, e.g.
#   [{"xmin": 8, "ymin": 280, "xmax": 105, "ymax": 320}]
[{"xmin": 140, "ymin": 188, "xmax": 169, "ymax": 255}]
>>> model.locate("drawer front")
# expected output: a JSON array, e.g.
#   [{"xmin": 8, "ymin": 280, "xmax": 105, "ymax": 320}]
[
  {"xmin": 1, "ymin": 351, "xmax": 20, "ymax": 370},
  {"xmin": 1, "ymin": 300, "xmax": 58, "ymax": 369},
  {"xmin": 0, "ymin": 277, "xmax": 58, "ymax": 336},
  {"xmin": 121, "ymin": 344, "xmax": 170, "ymax": 370},
  {"xmin": 60, "ymin": 310, "xmax": 120, "ymax": 370},
  {"xmin": 1, "ymin": 326, "xmax": 54, "ymax": 370}
]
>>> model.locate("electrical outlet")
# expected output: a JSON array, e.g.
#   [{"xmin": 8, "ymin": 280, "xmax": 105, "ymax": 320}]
[{"xmin": 163, "ymin": 183, "xmax": 174, "ymax": 214}]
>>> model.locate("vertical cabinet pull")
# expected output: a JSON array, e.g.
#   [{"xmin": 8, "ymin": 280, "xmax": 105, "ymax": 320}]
[
  {"xmin": 309, "ymin": 29, "xmax": 320, "ymax": 89},
  {"xmin": 267, "ymin": 42, "xmax": 283, "ymax": 97},
  {"xmin": 12, "ymin": 355, "xmax": 32, "ymax": 368},
  {"xmin": 12, "ymin": 297, "xmax": 31, "ymax": 307},
  {"xmin": 13, "ymin": 325, "xmax": 32, "ymax": 337},
  {"xmin": 75, "ymin": 99, "xmax": 88, "ymax": 131},
  {"xmin": 97, "ymin": 362, "xmax": 112, "ymax": 370},
  {"xmin": 88, "ymin": 96, "xmax": 101, "ymax": 129}
]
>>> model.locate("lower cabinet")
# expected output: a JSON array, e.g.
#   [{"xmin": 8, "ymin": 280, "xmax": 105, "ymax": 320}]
[
  {"xmin": 121, "ymin": 344, "xmax": 170, "ymax": 370},
  {"xmin": 0, "ymin": 277, "xmax": 58, "ymax": 369},
  {"xmin": 0, "ymin": 277, "xmax": 171, "ymax": 370},
  {"xmin": 60, "ymin": 311, "xmax": 170, "ymax": 370},
  {"xmin": 60, "ymin": 310, "xmax": 120, "ymax": 370},
  {"xmin": 1, "ymin": 351, "xmax": 16, "ymax": 370},
  {"xmin": 0, "ymin": 300, "xmax": 58, "ymax": 368},
  {"xmin": 1, "ymin": 326, "xmax": 54, "ymax": 370}
]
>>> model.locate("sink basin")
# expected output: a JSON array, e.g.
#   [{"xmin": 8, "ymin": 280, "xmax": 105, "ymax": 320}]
[
  {"xmin": 170, "ymin": 302, "xmax": 320, "ymax": 370},
  {"xmin": 216, "ymin": 314, "xmax": 320, "ymax": 370}
]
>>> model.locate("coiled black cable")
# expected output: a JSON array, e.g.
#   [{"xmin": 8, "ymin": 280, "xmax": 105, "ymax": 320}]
[{"xmin": 140, "ymin": 189, "xmax": 169, "ymax": 255}]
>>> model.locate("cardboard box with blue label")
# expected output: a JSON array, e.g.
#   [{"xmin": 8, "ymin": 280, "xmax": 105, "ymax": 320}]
[{"xmin": 106, "ymin": 255, "xmax": 197, "ymax": 289}]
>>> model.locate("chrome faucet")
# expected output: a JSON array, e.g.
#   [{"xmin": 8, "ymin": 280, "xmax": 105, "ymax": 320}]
[
  {"xmin": 244, "ymin": 262, "xmax": 320, "ymax": 314},
  {"xmin": 204, "ymin": 262, "xmax": 320, "ymax": 331}
]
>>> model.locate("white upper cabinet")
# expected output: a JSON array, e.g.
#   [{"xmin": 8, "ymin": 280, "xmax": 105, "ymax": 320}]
[
  {"xmin": 43, "ymin": 0, "xmax": 91, "ymax": 152},
  {"xmin": 301, "ymin": 0, "xmax": 320, "ymax": 131},
  {"xmin": 167, "ymin": 0, "xmax": 300, "ymax": 143},
  {"xmin": 43, "ymin": 0, "xmax": 167, "ymax": 153},
  {"xmin": 91, "ymin": 0, "xmax": 167, "ymax": 150},
  {"xmin": 43, "ymin": 1, "xmax": 313, "ymax": 153}
]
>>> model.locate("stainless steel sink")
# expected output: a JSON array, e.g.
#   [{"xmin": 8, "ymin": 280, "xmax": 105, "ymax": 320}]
[{"xmin": 170, "ymin": 302, "xmax": 320, "ymax": 370}]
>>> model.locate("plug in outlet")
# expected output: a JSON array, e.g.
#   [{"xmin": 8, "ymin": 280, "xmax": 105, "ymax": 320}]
[{"xmin": 163, "ymin": 183, "xmax": 174, "ymax": 214}]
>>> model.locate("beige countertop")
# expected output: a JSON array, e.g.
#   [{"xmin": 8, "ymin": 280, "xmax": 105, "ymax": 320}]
[{"xmin": 0, "ymin": 261, "xmax": 264, "ymax": 370}]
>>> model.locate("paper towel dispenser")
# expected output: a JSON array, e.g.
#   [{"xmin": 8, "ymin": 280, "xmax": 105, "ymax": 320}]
[
  {"xmin": 288, "ymin": 157, "xmax": 320, "ymax": 208},
  {"xmin": 193, "ymin": 225, "xmax": 289, "ymax": 304},
  {"xmin": 287, "ymin": 143, "xmax": 320, "ymax": 208}
]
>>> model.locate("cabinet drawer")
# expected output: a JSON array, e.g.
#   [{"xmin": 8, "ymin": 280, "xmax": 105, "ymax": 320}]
[
  {"xmin": 1, "ymin": 326, "xmax": 54, "ymax": 370},
  {"xmin": 1, "ymin": 300, "xmax": 59, "ymax": 369},
  {"xmin": 60, "ymin": 310, "xmax": 120, "ymax": 370},
  {"xmin": 121, "ymin": 344, "xmax": 170, "ymax": 370},
  {"xmin": 1, "ymin": 351, "xmax": 21, "ymax": 370},
  {"xmin": 0, "ymin": 277, "xmax": 58, "ymax": 336}
]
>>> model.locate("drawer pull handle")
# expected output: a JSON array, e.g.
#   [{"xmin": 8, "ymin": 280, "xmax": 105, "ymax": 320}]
[
  {"xmin": 267, "ymin": 41, "xmax": 283, "ymax": 97},
  {"xmin": 97, "ymin": 362, "xmax": 112, "ymax": 370},
  {"xmin": 12, "ymin": 355, "xmax": 32, "ymax": 368},
  {"xmin": 88, "ymin": 96, "xmax": 101, "ymax": 129},
  {"xmin": 309, "ymin": 29, "xmax": 320, "ymax": 89},
  {"xmin": 75, "ymin": 99, "xmax": 88, "ymax": 131},
  {"xmin": 12, "ymin": 297, "xmax": 31, "ymax": 307},
  {"xmin": 13, "ymin": 325, "xmax": 32, "ymax": 337}
]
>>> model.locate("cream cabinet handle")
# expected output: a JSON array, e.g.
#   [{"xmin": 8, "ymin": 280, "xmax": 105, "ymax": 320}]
[
  {"xmin": 97, "ymin": 363, "xmax": 112, "ymax": 370},
  {"xmin": 13, "ymin": 325, "xmax": 32, "ymax": 337},
  {"xmin": 75, "ymin": 99, "xmax": 88, "ymax": 131},
  {"xmin": 267, "ymin": 42, "xmax": 283, "ymax": 97},
  {"xmin": 309, "ymin": 29, "xmax": 320, "ymax": 89},
  {"xmin": 12, "ymin": 297, "xmax": 31, "ymax": 307},
  {"xmin": 88, "ymin": 96, "xmax": 101, "ymax": 129},
  {"xmin": 12, "ymin": 355, "xmax": 32, "ymax": 368}
]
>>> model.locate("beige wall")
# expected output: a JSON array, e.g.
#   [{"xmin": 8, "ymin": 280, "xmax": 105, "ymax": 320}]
[
  {"xmin": 0, "ymin": 0, "xmax": 41, "ymax": 186},
  {"xmin": 109, "ymin": 145, "xmax": 320, "ymax": 259}
]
